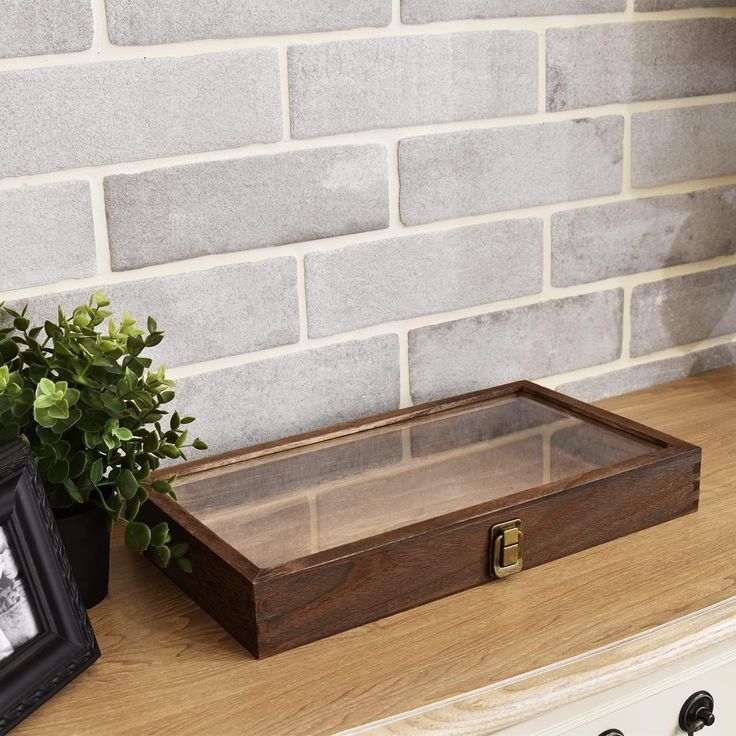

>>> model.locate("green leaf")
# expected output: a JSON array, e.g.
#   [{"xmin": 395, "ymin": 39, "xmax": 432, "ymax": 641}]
[
  {"xmin": 150, "ymin": 480, "xmax": 172, "ymax": 494},
  {"xmin": 150, "ymin": 545, "xmax": 171, "ymax": 569},
  {"xmin": 149, "ymin": 522, "xmax": 169, "ymax": 548},
  {"xmin": 113, "ymin": 426, "xmax": 134, "ymax": 441},
  {"xmin": 176, "ymin": 557, "xmax": 192, "ymax": 574},
  {"xmin": 169, "ymin": 543, "xmax": 188, "ymax": 559},
  {"xmin": 34, "ymin": 394, "xmax": 55, "ymax": 409},
  {"xmin": 192, "ymin": 438, "xmax": 208, "ymax": 451},
  {"xmin": 143, "ymin": 432, "xmax": 159, "ymax": 453},
  {"xmin": 38, "ymin": 377, "xmax": 56, "ymax": 396},
  {"xmin": 34, "ymin": 408, "xmax": 57, "ymax": 428},
  {"xmin": 63, "ymin": 477, "xmax": 84, "ymax": 504},
  {"xmin": 0, "ymin": 338, "xmax": 18, "ymax": 362},
  {"xmin": 13, "ymin": 317, "xmax": 29, "ymax": 331},
  {"xmin": 93, "ymin": 290, "xmax": 110, "ymax": 308},
  {"xmin": 46, "ymin": 401, "xmax": 70, "ymax": 420},
  {"xmin": 47, "ymin": 459, "xmax": 70, "ymax": 484},
  {"xmin": 116, "ymin": 468, "xmax": 139, "ymax": 500},
  {"xmin": 89, "ymin": 458, "xmax": 104, "ymax": 485},
  {"xmin": 160, "ymin": 444, "xmax": 180, "ymax": 459},
  {"xmin": 124, "ymin": 521, "xmax": 151, "ymax": 553},
  {"xmin": 0, "ymin": 423, "xmax": 20, "ymax": 441},
  {"xmin": 122, "ymin": 497, "xmax": 141, "ymax": 522}
]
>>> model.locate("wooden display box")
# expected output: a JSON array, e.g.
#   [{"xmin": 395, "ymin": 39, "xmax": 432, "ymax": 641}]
[{"xmin": 141, "ymin": 381, "xmax": 701, "ymax": 658}]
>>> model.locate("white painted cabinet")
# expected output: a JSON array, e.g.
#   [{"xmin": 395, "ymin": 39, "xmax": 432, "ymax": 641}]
[{"xmin": 500, "ymin": 637, "xmax": 736, "ymax": 736}]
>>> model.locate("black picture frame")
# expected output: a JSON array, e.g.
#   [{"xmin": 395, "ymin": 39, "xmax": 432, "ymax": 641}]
[{"xmin": 0, "ymin": 441, "xmax": 99, "ymax": 735}]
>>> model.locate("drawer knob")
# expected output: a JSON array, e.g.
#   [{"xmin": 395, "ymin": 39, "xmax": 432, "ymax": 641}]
[
  {"xmin": 679, "ymin": 691, "xmax": 715, "ymax": 735},
  {"xmin": 599, "ymin": 731, "xmax": 624, "ymax": 736}
]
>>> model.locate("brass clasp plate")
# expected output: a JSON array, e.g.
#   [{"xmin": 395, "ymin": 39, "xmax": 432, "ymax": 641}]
[{"xmin": 490, "ymin": 519, "xmax": 523, "ymax": 579}]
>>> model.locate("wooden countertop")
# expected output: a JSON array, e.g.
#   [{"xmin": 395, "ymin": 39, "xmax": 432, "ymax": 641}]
[{"xmin": 17, "ymin": 366, "xmax": 736, "ymax": 736}]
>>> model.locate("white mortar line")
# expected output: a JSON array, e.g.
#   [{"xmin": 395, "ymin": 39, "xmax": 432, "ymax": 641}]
[
  {"xmin": 87, "ymin": 175, "xmax": 112, "ymax": 274},
  {"xmin": 277, "ymin": 45, "xmax": 291, "ymax": 141},
  {"xmin": 89, "ymin": 0, "xmax": 111, "ymax": 52},
  {"xmin": 1, "ymin": 7, "xmax": 735, "ymax": 72},
  {"xmin": 621, "ymin": 286, "xmax": 633, "ymax": 360},
  {"xmin": 386, "ymin": 141, "xmax": 401, "ymax": 228},
  {"xmin": 542, "ymin": 214, "xmax": 552, "ymax": 290},
  {"xmin": 153, "ymin": 251, "xmax": 736, "ymax": 381},
  {"xmin": 537, "ymin": 30, "xmax": 546, "ymax": 114},
  {"xmin": 398, "ymin": 329, "xmax": 412, "ymax": 408},
  {"xmin": 0, "ymin": 91, "xmax": 733, "ymax": 192},
  {"xmin": 3, "ymin": 5, "xmax": 736, "ymax": 405},
  {"xmin": 538, "ymin": 333, "xmax": 736, "ymax": 390},
  {"xmin": 2, "ymin": 172, "xmax": 736, "ymax": 305},
  {"xmin": 622, "ymin": 112, "xmax": 634, "ymax": 196},
  {"xmin": 295, "ymin": 254, "xmax": 309, "ymax": 344}
]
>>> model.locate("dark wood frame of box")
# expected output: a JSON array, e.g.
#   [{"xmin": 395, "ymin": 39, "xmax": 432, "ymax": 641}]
[{"xmin": 140, "ymin": 381, "xmax": 701, "ymax": 658}]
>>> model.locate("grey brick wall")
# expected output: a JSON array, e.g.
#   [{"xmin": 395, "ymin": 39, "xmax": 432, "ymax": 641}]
[
  {"xmin": 409, "ymin": 290, "xmax": 624, "ymax": 402},
  {"xmin": 1, "ymin": 1, "xmax": 735, "ymax": 455},
  {"xmin": 289, "ymin": 32, "xmax": 538, "ymax": 137},
  {"xmin": 105, "ymin": 146, "xmax": 390, "ymax": 269},
  {"xmin": 0, "ymin": 182, "xmax": 96, "ymax": 290},
  {"xmin": 305, "ymin": 220, "xmax": 543, "ymax": 336},
  {"xmin": 552, "ymin": 187, "xmax": 736, "ymax": 286},
  {"xmin": 105, "ymin": 0, "xmax": 392, "ymax": 45},
  {"xmin": 402, "ymin": 0, "xmax": 625, "ymax": 22},
  {"xmin": 0, "ymin": 0, "xmax": 93, "ymax": 58},
  {"xmin": 637, "ymin": 0, "xmax": 736, "ymax": 8},
  {"xmin": 399, "ymin": 117, "xmax": 624, "ymax": 224},
  {"xmin": 632, "ymin": 103, "xmax": 736, "ymax": 187},
  {"xmin": 631, "ymin": 267, "xmax": 736, "ymax": 356},
  {"xmin": 547, "ymin": 20, "xmax": 736, "ymax": 111},
  {"xmin": 0, "ymin": 51, "xmax": 282, "ymax": 176},
  {"xmin": 11, "ymin": 260, "xmax": 300, "ymax": 369},
  {"xmin": 174, "ymin": 336, "xmax": 400, "ymax": 455}
]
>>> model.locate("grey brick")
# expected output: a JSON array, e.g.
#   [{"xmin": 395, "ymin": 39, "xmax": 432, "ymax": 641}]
[
  {"xmin": 402, "ymin": 0, "xmax": 625, "ymax": 23},
  {"xmin": 409, "ymin": 290, "xmax": 623, "ymax": 402},
  {"xmin": 0, "ymin": 0, "xmax": 92, "ymax": 58},
  {"xmin": 7, "ymin": 259, "xmax": 299, "ymax": 368},
  {"xmin": 399, "ymin": 117, "xmax": 623, "ymax": 225},
  {"xmin": 558, "ymin": 344, "xmax": 736, "ymax": 402},
  {"xmin": 0, "ymin": 51, "xmax": 281, "ymax": 177},
  {"xmin": 637, "ymin": 0, "xmax": 736, "ymax": 9},
  {"xmin": 0, "ymin": 181, "xmax": 95, "ymax": 291},
  {"xmin": 289, "ymin": 32, "xmax": 538, "ymax": 138},
  {"xmin": 631, "ymin": 267, "xmax": 736, "ymax": 356},
  {"xmin": 106, "ymin": 0, "xmax": 391, "ymax": 45},
  {"xmin": 305, "ymin": 220, "xmax": 543, "ymax": 337},
  {"xmin": 548, "ymin": 20, "xmax": 736, "ymax": 112},
  {"xmin": 105, "ymin": 145, "xmax": 389, "ymax": 270},
  {"xmin": 173, "ymin": 336, "xmax": 400, "ymax": 455},
  {"xmin": 632, "ymin": 103, "xmax": 736, "ymax": 188},
  {"xmin": 552, "ymin": 186, "xmax": 736, "ymax": 287}
]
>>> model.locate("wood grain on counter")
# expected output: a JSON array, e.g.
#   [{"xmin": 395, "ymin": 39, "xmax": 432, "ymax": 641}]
[{"xmin": 16, "ymin": 366, "xmax": 736, "ymax": 736}]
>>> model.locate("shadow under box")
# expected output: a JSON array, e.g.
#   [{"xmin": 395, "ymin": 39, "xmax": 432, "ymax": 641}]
[{"xmin": 0, "ymin": 441, "xmax": 99, "ymax": 735}]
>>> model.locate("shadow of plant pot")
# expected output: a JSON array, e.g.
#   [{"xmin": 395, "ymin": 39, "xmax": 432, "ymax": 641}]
[{"xmin": 54, "ymin": 503, "xmax": 110, "ymax": 609}]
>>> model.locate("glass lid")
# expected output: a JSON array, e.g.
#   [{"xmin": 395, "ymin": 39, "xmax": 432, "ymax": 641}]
[{"xmin": 173, "ymin": 394, "xmax": 657, "ymax": 568}]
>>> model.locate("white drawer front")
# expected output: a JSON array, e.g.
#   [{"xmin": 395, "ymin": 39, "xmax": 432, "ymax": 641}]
[{"xmin": 501, "ymin": 637, "xmax": 736, "ymax": 736}]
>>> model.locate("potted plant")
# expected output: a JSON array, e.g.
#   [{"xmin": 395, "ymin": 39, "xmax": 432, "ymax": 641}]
[{"xmin": 0, "ymin": 291, "xmax": 206, "ymax": 607}]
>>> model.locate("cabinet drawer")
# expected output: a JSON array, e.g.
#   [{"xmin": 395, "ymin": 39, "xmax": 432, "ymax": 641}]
[{"xmin": 501, "ymin": 636, "xmax": 736, "ymax": 736}]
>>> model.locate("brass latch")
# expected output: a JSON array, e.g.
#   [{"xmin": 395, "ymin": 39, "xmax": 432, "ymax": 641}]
[{"xmin": 490, "ymin": 519, "xmax": 523, "ymax": 578}]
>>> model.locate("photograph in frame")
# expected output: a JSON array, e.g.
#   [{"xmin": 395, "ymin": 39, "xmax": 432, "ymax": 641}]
[{"xmin": 0, "ymin": 526, "xmax": 39, "ymax": 663}]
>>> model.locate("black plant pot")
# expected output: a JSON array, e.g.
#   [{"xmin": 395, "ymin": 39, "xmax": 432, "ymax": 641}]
[{"xmin": 54, "ymin": 502, "xmax": 110, "ymax": 609}]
